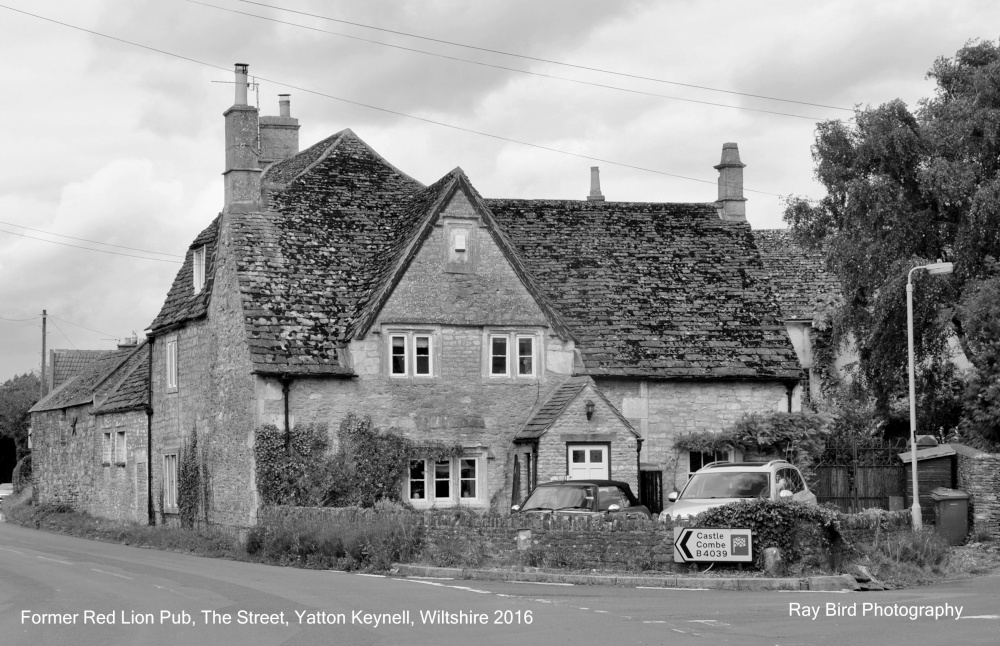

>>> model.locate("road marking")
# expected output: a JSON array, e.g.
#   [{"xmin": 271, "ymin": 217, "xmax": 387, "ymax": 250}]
[
  {"xmin": 690, "ymin": 619, "xmax": 728, "ymax": 626},
  {"xmin": 0, "ymin": 547, "xmax": 25, "ymax": 554},
  {"xmin": 643, "ymin": 620, "xmax": 667, "ymax": 624},
  {"xmin": 962, "ymin": 615, "xmax": 1000, "ymax": 619},
  {"xmin": 447, "ymin": 586, "xmax": 491, "ymax": 594},
  {"xmin": 672, "ymin": 628, "xmax": 686, "ymax": 633},
  {"xmin": 402, "ymin": 579, "xmax": 446, "ymax": 586},
  {"xmin": 91, "ymin": 568, "xmax": 133, "ymax": 580},
  {"xmin": 594, "ymin": 609, "xmax": 608, "ymax": 613},
  {"xmin": 355, "ymin": 573, "xmax": 385, "ymax": 578},
  {"xmin": 36, "ymin": 556, "xmax": 71, "ymax": 565},
  {"xmin": 636, "ymin": 586, "xmax": 709, "ymax": 591},
  {"xmin": 408, "ymin": 576, "xmax": 455, "ymax": 580},
  {"xmin": 510, "ymin": 581, "xmax": 574, "ymax": 586},
  {"xmin": 776, "ymin": 589, "xmax": 851, "ymax": 594}
]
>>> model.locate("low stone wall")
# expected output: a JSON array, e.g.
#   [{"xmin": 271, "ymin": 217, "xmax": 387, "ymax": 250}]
[
  {"xmin": 423, "ymin": 512, "xmax": 672, "ymax": 570},
  {"xmin": 956, "ymin": 449, "xmax": 1000, "ymax": 539}
]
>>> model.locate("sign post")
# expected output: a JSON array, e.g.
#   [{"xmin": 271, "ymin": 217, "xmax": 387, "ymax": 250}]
[{"xmin": 673, "ymin": 528, "xmax": 752, "ymax": 563}]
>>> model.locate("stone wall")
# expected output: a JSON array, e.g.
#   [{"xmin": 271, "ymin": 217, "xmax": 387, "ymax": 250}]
[
  {"xmin": 31, "ymin": 405, "xmax": 148, "ymax": 523},
  {"xmin": 91, "ymin": 410, "xmax": 148, "ymax": 523},
  {"xmin": 151, "ymin": 209, "xmax": 259, "ymax": 530},
  {"xmin": 597, "ymin": 378, "xmax": 791, "ymax": 491},
  {"xmin": 956, "ymin": 450, "xmax": 1000, "ymax": 538},
  {"xmin": 31, "ymin": 405, "xmax": 97, "ymax": 509}
]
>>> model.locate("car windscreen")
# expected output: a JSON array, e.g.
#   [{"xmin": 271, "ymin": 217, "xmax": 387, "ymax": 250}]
[
  {"xmin": 680, "ymin": 472, "xmax": 770, "ymax": 499},
  {"xmin": 520, "ymin": 484, "xmax": 595, "ymax": 511}
]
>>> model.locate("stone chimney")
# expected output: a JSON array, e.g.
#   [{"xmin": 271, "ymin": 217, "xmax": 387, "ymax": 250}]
[
  {"xmin": 587, "ymin": 166, "xmax": 605, "ymax": 202},
  {"xmin": 259, "ymin": 94, "xmax": 300, "ymax": 168},
  {"xmin": 223, "ymin": 63, "xmax": 261, "ymax": 210},
  {"xmin": 714, "ymin": 142, "xmax": 747, "ymax": 222}
]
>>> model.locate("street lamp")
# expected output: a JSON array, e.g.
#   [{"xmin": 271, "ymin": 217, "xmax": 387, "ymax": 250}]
[{"xmin": 906, "ymin": 260, "xmax": 953, "ymax": 530}]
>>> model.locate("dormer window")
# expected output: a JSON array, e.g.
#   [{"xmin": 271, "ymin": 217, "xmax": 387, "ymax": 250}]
[{"xmin": 192, "ymin": 246, "xmax": 206, "ymax": 293}]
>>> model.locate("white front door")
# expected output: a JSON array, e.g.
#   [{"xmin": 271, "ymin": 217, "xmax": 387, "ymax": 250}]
[{"xmin": 567, "ymin": 444, "xmax": 609, "ymax": 480}]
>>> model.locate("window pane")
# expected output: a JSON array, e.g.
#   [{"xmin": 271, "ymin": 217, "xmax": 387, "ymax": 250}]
[
  {"xmin": 460, "ymin": 458, "xmax": 476, "ymax": 498},
  {"xmin": 517, "ymin": 337, "xmax": 533, "ymax": 375},
  {"xmin": 415, "ymin": 336, "xmax": 430, "ymax": 375},
  {"xmin": 572, "ymin": 450, "xmax": 585, "ymax": 463},
  {"xmin": 409, "ymin": 460, "xmax": 426, "ymax": 499},
  {"xmin": 590, "ymin": 449, "xmax": 603, "ymax": 463},
  {"xmin": 391, "ymin": 336, "xmax": 406, "ymax": 375},
  {"xmin": 435, "ymin": 460, "xmax": 451, "ymax": 499},
  {"xmin": 490, "ymin": 337, "xmax": 508, "ymax": 375}
]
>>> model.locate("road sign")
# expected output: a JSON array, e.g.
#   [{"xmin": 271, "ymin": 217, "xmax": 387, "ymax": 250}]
[{"xmin": 673, "ymin": 527, "xmax": 753, "ymax": 563}]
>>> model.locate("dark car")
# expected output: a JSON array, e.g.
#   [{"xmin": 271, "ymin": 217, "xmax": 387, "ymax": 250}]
[{"xmin": 511, "ymin": 479, "xmax": 652, "ymax": 519}]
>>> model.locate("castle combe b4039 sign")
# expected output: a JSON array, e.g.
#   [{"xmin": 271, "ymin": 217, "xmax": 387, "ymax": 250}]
[{"xmin": 673, "ymin": 528, "xmax": 753, "ymax": 563}]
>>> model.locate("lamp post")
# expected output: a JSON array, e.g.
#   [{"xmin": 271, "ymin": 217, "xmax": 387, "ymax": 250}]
[{"xmin": 906, "ymin": 261, "xmax": 953, "ymax": 530}]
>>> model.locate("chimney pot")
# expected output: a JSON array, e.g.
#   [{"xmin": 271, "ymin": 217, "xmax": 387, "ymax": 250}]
[
  {"xmin": 714, "ymin": 142, "xmax": 747, "ymax": 222},
  {"xmin": 279, "ymin": 94, "xmax": 291, "ymax": 118},
  {"xmin": 234, "ymin": 63, "xmax": 249, "ymax": 106},
  {"xmin": 587, "ymin": 166, "xmax": 605, "ymax": 202}
]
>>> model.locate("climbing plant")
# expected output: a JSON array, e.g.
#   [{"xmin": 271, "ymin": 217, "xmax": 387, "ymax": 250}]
[{"xmin": 178, "ymin": 430, "xmax": 200, "ymax": 528}]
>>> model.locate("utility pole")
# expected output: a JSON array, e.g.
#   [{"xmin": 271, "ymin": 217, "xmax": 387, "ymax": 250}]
[{"xmin": 40, "ymin": 309, "xmax": 47, "ymax": 398}]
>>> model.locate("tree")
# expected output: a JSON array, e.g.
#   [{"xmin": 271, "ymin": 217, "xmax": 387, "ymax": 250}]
[
  {"xmin": 0, "ymin": 372, "xmax": 40, "ymax": 460},
  {"xmin": 784, "ymin": 39, "xmax": 1000, "ymax": 444}
]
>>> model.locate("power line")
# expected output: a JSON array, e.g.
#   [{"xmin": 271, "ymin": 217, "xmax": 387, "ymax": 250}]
[
  {"xmin": 48, "ymin": 319, "xmax": 77, "ymax": 350},
  {"xmin": 0, "ymin": 315, "xmax": 40, "ymax": 322},
  {"xmin": 0, "ymin": 3, "xmax": 785, "ymax": 197},
  {"xmin": 0, "ymin": 220, "xmax": 183, "ymax": 258},
  {"xmin": 48, "ymin": 315, "xmax": 118, "ymax": 338},
  {"xmin": 0, "ymin": 228, "xmax": 184, "ymax": 263},
  {"xmin": 233, "ymin": 0, "xmax": 854, "ymax": 113},
  {"xmin": 188, "ymin": 0, "xmax": 829, "ymax": 121}
]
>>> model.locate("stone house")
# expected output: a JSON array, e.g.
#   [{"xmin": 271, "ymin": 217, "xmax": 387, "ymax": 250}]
[
  {"xmin": 28, "ymin": 341, "xmax": 150, "ymax": 523},
  {"xmin": 144, "ymin": 64, "xmax": 802, "ymax": 529}
]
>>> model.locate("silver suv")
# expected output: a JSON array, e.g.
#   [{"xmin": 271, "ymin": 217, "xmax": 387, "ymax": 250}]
[{"xmin": 664, "ymin": 460, "xmax": 816, "ymax": 523}]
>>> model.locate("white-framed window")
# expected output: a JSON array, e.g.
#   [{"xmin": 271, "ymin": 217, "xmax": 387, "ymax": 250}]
[
  {"xmin": 689, "ymin": 450, "xmax": 729, "ymax": 475},
  {"xmin": 115, "ymin": 431, "xmax": 126, "ymax": 465},
  {"xmin": 516, "ymin": 335, "xmax": 535, "ymax": 377},
  {"xmin": 192, "ymin": 246, "xmax": 206, "ymax": 294},
  {"xmin": 408, "ymin": 456, "xmax": 482, "ymax": 505},
  {"xmin": 102, "ymin": 432, "xmax": 113, "ymax": 465},
  {"xmin": 387, "ymin": 331, "xmax": 434, "ymax": 378},
  {"xmin": 163, "ymin": 453, "xmax": 178, "ymax": 512},
  {"xmin": 486, "ymin": 332, "xmax": 539, "ymax": 379},
  {"xmin": 489, "ymin": 335, "xmax": 508, "ymax": 376},
  {"xmin": 165, "ymin": 338, "xmax": 178, "ymax": 390}
]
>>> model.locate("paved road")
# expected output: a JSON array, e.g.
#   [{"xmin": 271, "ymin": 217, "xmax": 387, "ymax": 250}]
[{"xmin": 1, "ymin": 522, "xmax": 997, "ymax": 645}]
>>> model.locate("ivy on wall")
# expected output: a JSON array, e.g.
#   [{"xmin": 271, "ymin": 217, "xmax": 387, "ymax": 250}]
[
  {"xmin": 673, "ymin": 412, "xmax": 831, "ymax": 485},
  {"xmin": 178, "ymin": 429, "xmax": 200, "ymax": 528},
  {"xmin": 254, "ymin": 414, "xmax": 426, "ymax": 508}
]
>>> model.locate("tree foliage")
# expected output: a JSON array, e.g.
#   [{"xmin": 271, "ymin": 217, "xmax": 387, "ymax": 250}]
[
  {"xmin": 0, "ymin": 372, "xmax": 40, "ymax": 460},
  {"xmin": 784, "ymin": 39, "xmax": 1000, "ymax": 441}
]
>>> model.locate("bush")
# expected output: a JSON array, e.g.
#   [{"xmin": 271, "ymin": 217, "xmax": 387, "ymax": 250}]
[
  {"xmin": 690, "ymin": 499, "xmax": 842, "ymax": 566},
  {"xmin": 247, "ymin": 508, "xmax": 423, "ymax": 571}
]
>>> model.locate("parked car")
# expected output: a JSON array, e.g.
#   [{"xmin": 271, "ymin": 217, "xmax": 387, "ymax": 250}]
[
  {"xmin": 512, "ymin": 479, "xmax": 652, "ymax": 519},
  {"xmin": 662, "ymin": 460, "xmax": 817, "ymax": 523},
  {"xmin": 0, "ymin": 483, "xmax": 13, "ymax": 501}
]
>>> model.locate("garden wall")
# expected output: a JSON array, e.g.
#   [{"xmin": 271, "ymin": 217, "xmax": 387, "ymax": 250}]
[{"xmin": 955, "ymin": 447, "xmax": 1000, "ymax": 539}]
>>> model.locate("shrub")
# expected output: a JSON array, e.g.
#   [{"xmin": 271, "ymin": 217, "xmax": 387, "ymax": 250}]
[{"xmin": 691, "ymin": 499, "xmax": 842, "ymax": 566}]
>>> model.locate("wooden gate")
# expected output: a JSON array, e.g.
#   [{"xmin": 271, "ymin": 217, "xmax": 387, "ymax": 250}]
[
  {"xmin": 639, "ymin": 470, "xmax": 663, "ymax": 514},
  {"xmin": 814, "ymin": 437, "xmax": 906, "ymax": 512}
]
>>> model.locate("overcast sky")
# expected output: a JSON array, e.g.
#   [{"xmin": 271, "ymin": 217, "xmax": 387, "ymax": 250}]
[{"xmin": 1, "ymin": 0, "xmax": 997, "ymax": 383}]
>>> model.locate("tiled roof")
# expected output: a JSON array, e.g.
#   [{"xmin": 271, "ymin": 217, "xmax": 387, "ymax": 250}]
[
  {"xmin": 516, "ymin": 376, "xmax": 640, "ymax": 440},
  {"xmin": 517, "ymin": 376, "xmax": 591, "ymax": 439},
  {"xmin": 50, "ymin": 349, "xmax": 119, "ymax": 390},
  {"xmin": 93, "ymin": 343, "xmax": 150, "ymax": 414},
  {"xmin": 231, "ymin": 129, "xmax": 425, "ymax": 375},
  {"xmin": 149, "ymin": 216, "xmax": 220, "ymax": 333},
  {"xmin": 30, "ymin": 349, "xmax": 133, "ymax": 413},
  {"xmin": 753, "ymin": 229, "xmax": 841, "ymax": 320},
  {"xmin": 486, "ymin": 200, "xmax": 802, "ymax": 379}
]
